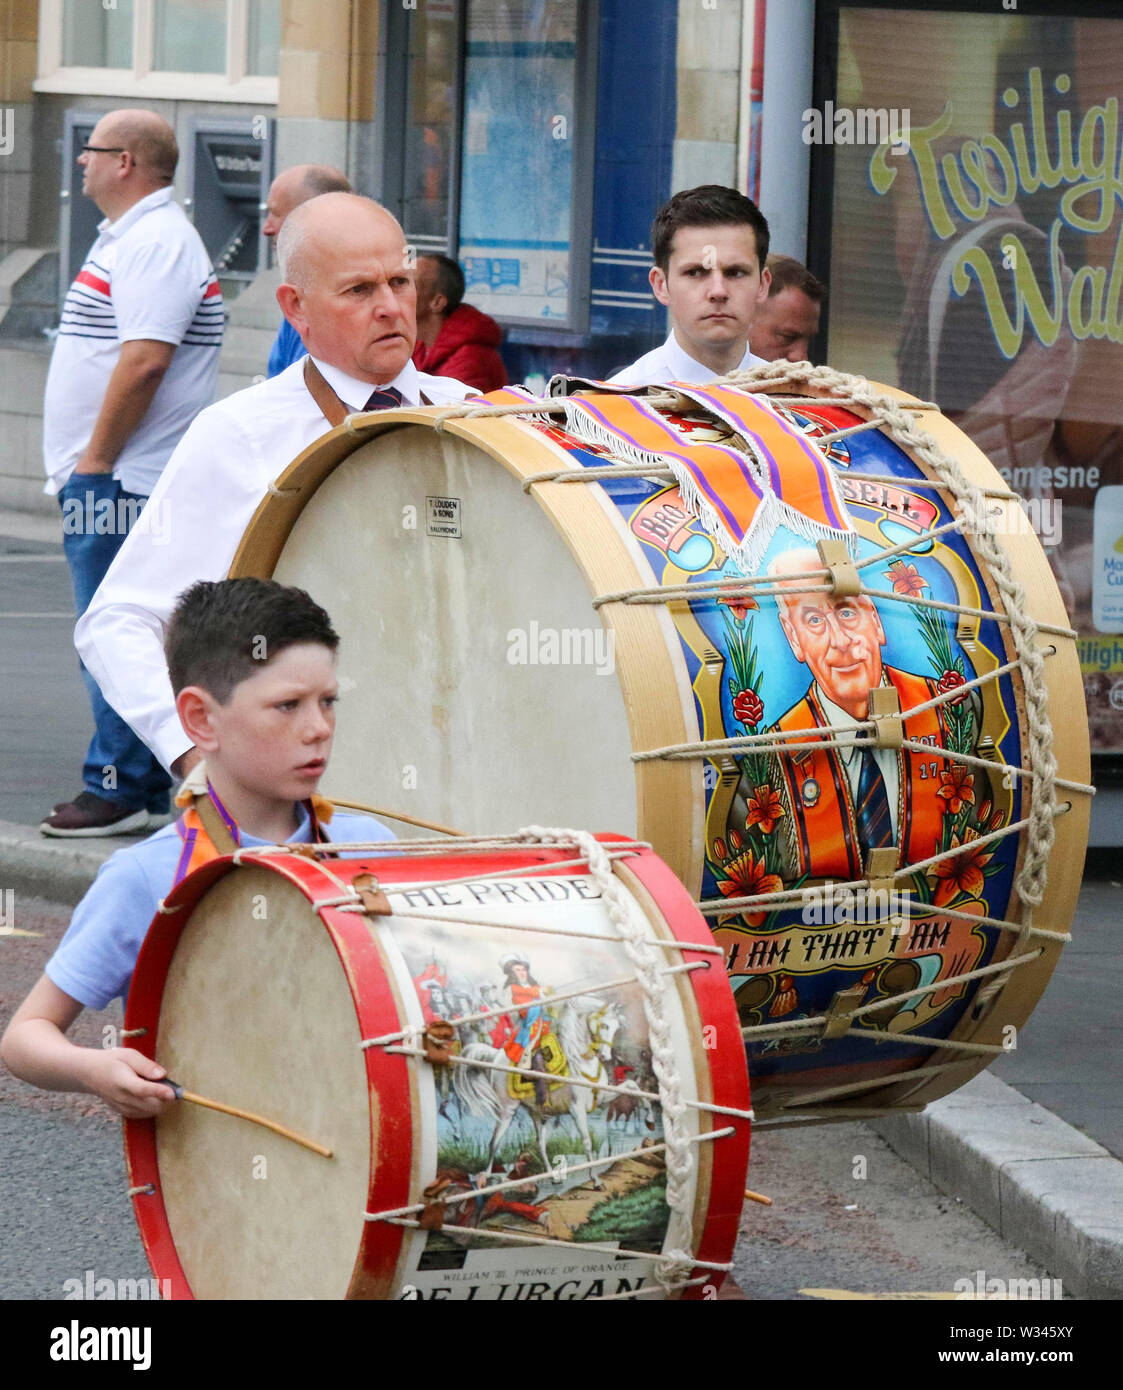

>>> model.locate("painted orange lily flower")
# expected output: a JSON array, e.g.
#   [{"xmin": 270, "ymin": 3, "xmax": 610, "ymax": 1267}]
[
  {"xmin": 716, "ymin": 849, "xmax": 784, "ymax": 926},
  {"xmin": 885, "ymin": 560, "xmax": 928, "ymax": 597},
  {"xmin": 931, "ymin": 829, "xmax": 993, "ymax": 906},
  {"xmin": 718, "ymin": 592, "xmax": 759, "ymax": 621},
  {"xmin": 746, "ymin": 783, "xmax": 785, "ymax": 835},
  {"xmin": 936, "ymin": 764, "xmax": 975, "ymax": 816}
]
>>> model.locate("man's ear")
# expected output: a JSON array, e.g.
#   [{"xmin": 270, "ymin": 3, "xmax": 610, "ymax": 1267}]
[
  {"xmin": 430, "ymin": 292, "xmax": 448, "ymax": 317},
  {"xmin": 778, "ymin": 612, "xmax": 805, "ymax": 665},
  {"xmin": 649, "ymin": 265, "xmax": 671, "ymax": 308},
  {"xmin": 276, "ymin": 283, "xmax": 307, "ymax": 336},
  {"xmin": 176, "ymin": 686, "xmax": 222, "ymax": 754},
  {"xmin": 756, "ymin": 266, "xmax": 772, "ymax": 305}
]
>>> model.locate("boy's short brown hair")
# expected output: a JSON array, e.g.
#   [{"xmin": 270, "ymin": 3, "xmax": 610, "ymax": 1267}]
[{"xmin": 165, "ymin": 578, "xmax": 339, "ymax": 704}]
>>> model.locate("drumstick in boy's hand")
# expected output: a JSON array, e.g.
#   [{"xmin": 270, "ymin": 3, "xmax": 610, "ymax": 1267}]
[{"xmin": 163, "ymin": 1078, "xmax": 334, "ymax": 1158}]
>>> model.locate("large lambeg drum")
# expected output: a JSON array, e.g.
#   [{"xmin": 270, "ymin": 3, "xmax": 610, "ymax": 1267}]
[{"xmin": 229, "ymin": 366, "xmax": 1091, "ymax": 1123}]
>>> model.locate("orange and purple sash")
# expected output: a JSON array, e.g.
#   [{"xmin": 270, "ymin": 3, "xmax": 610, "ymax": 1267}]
[{"xmin": 487, "ymin": 380, "xmax": 855, "ymax": 572}]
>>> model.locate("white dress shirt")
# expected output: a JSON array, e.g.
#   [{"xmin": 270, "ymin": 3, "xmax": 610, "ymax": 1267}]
[
  {"xmin": 75, "ymin": 353, "xmax": 475, "ymax": 771},
  {"xmin": 813, "ymin": 683, "xmax": 900, "ymax": 842},
  {"xmin": 607, "ymin": 330, "xmax": 769, "ymax": 386}
]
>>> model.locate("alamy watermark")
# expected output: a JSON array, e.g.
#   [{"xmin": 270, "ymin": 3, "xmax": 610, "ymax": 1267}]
[
  {"xmin": 800, "ymin": 880, "xmax": 910, "ymax": 928},
  {"xmin": 507, "ymin": 620, "xmax": 616, "ymax": 676},
  {"xmin": 953, "ymin": 1270, "xmax": 1063, "ymax": 1301},
  {"xmin": 0, "ymin": 108, "xmax": 14, "ymax": 158},
  {"xmin": 960, "ymin": 494, "xmax": 1062, "ymax": 547},
  {"xmin": 62, "ymin": 1268, "xmax": 170, "ymax": 1301},
  {"xmin": 802, "ymin": 101, "xmax": 910, "ymax": 155},
  {"xmin": 60, "ymin": 492, "xmax": 171, "ymax": 546}
]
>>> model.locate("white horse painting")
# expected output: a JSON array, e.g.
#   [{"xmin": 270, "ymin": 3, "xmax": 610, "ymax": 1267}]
[{"xmin": 453, "ymin": 995, "xmax": 624, "ymax": 1182}]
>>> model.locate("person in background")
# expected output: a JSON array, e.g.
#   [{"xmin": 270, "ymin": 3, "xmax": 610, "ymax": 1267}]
[
  {"xmin": 76, "ymin": 194, "xmax": 475, "ymax": 787},
  {"xmin": 609, "ymin": 185, "xmax": 771, "ymax": 386},
  {"xmin": 262, "ymin": 163, "xmax": 352, "ymax": 377},
  {"xmin": 411, "ymin": 253, "xmax": 508, "ymax": 393},
  {"xmin": 42, "ymin": 108, "xmax": 223, "ymax": 838},
  {"xmin": 749, "ymin": 254, "xmax": 825, "ymax": 363}
]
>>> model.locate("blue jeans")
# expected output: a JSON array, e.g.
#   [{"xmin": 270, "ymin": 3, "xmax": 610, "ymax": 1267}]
[{"xmin": 58, "ymin": 473, "xmax": 171, "ymax": 814}]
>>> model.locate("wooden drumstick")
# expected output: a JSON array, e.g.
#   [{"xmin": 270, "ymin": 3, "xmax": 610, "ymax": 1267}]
[
  {"xmin": 328, "ymin": 796, "xmax": 465, "ymax": 838},
  {"xmin": 164, "ymin": 1080, "xmax": 333, "ymax": 1159},
  {"xmin": 744, "ymin": 1188, "xmax": 773, "ymax": 1206}
]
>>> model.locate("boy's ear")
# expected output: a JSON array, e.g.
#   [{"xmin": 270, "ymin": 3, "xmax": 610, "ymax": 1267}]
[{"xmin": 175, "ymin": 686, "xmax": 222, "ymax": 753}]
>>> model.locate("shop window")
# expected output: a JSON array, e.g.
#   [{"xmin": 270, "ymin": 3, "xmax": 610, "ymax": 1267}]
[
  {"xmin": 38, "ymin": 0, "xmax": 280, "ymax": 101},
  {"xmin": 383, "ymin": 0, "xmax": 596, "ymax": 333}
]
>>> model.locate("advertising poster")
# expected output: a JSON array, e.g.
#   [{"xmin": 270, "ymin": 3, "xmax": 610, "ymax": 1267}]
[{"xmin": 823, "ymin": 6, "xmax": 1123, "ymax": 752}]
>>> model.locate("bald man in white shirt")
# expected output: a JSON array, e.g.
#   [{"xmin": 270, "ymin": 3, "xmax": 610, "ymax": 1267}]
[{"xmin": 77, "ymin": 193, "xmax": 475, "ymax": 781}]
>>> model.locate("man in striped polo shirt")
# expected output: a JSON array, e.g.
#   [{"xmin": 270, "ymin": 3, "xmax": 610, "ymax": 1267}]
[{"xmin": 42, "ymin": 109, "xmax": 223, "ymax": 838}]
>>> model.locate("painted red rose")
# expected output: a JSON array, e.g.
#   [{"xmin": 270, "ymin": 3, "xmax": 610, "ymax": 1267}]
[
  {"xmin": 936, "ymin": 669, "xmax": 969, "ymax": 704},
  {"xmin": 733, "ymin": 688, "xmax": 764, "ymax": 727}
]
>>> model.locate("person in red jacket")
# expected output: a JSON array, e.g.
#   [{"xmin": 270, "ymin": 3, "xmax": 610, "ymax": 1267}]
[{"xmin": 412, "ymin": 253, "xmax": 508, "ymax": 393}]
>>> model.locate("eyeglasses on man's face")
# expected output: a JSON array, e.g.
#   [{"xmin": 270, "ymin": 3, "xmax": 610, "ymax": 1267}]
[{"xmin": 81, "ymin": 144, "xmax": 127, "ymax": 155}]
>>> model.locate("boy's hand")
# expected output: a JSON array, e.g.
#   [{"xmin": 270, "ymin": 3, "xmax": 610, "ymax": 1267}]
[{"xmin": 82, "ymin": 1049, "xmax": 179, "ymax": 1119}]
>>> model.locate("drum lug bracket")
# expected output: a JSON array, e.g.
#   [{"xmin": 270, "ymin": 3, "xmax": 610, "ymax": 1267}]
[
  {"xmin": 422, "ymin": 1019, "xmax": 457, "ymax": 1065},
  {"xmin": 353, "ymin": 872, "xmax": 392, "ymax": 916},
  {"xmin": 419, "ymin": 1178, "xmax": 452, "ymax": 1231},
  {"xmin": 822, "ymin": 985, "xmax": 868, "ymax": 1040},
  {"xmin": 818, "ymin": 537, "xmax": 861, "ymax": 597},
  {"xmin": 869, "ymin": 686, "xmax": 904, "ymax": 748}
]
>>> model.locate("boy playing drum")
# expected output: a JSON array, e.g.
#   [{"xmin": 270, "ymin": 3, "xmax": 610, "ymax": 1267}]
[{"xmin": 1, "ymin": 578, "xmax": 394, "ymax": 1116}]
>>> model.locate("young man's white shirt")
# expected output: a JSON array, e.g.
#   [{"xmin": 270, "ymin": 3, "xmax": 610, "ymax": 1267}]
[
  {"xmin": 608, "ymin": 330, "xmax": 769, "ymax": 387},
  {"xmin": 42, "ymin": 186, "xmax": 223, "ymax": 496},
  {"xmin": 75, "ymin": 354, "xmax": 476, "ymax": 771}
]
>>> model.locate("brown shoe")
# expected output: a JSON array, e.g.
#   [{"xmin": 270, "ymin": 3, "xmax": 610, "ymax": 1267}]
[{"xmin": 41, "ymin": 791, "xmax": 149, "ymax": 838}]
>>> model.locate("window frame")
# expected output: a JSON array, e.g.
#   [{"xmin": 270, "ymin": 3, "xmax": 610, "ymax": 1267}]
[
  {"xmin": 35, "ymin": 0, "xmax": 279, "ymax": 105},
  {"xmin": 376, "ymin": 0, "xmax": 598, "ymax": 337}
]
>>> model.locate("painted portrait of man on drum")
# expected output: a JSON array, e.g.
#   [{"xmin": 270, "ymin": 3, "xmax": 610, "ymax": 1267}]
[{"xmin": 726, "ymin": 546, "xmax": 987, "ymax": 885}]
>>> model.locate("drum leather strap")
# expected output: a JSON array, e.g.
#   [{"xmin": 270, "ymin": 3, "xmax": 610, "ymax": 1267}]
[{"xmin": 303, "ymin": 356, "xmax": 433, "ymax": 427}]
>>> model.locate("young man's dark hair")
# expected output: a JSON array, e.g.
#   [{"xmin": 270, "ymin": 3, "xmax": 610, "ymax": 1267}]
[
  {"xmin": 765, "ymin": 254, "xmax": 826, "ymax": 302},
  {"xmin": 420, "ymin": 253, "xmax": 466, "ymax": 316},
  {"xmin": 651, "ymin": 185, "xmax": 770, "ymax": 273},
  {"xmin": 165, "ymin": 578, "xmax": 339, "ymax": 703}
]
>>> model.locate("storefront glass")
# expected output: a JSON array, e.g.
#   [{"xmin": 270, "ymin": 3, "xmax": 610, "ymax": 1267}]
[{"xmin": 822, "ymin": 5, "xmax": 1123, "ymax": 752}]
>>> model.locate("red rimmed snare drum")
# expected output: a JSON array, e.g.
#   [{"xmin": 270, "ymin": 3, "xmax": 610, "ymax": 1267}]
[{"xmin": 123, "ymin": 830, "xmax": 751, "ymax": 1300}]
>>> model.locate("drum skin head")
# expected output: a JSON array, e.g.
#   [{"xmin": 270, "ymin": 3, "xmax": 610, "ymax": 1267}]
[
  {"xmin": 229, "ymin": 385, "xmax": 1090, "ymax": 1121},
  {"xmin": 153, "ymin": 867, "xmax": 372, "ymax": 1299}
]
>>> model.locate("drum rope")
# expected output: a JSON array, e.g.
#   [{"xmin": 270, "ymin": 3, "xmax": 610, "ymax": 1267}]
[
  {"xmin": 719, "ymin": 360, "xmax": 1062, "ymax": 916},
  {"xmin": 738, "ymin": 949, "xmax": 1042, "ymax": 1043},
  {"xmin": 382, "ymin": 1040, "xmax": 754, "ymax": 1121},
  {"xmin": 372, "ymin": 1214, "xmax": 733, "ymax": 1274},
  {"xmin": 512, "ymin": 825, "xmax": 702, "ymax": 1291},
  {"xmin": 762, "ymin": 1059, "xmax": 976, "ymax": 1111},
  {"xmin": 702, "ymin": 813, "xmax": 1036, "ymax": 916},
  {"xmin": 634, "ymin": 654, "xmax": 1033, "ymax": 760},
  {"xmin": 364, "ymin": 1126, "xmax": 736, "ymax": 1228},
  {"xmin": 360, "ymin": 963, "xmax": 703, "ymax": 1051},
  {"xmin": 342, "ymin": 902, "xmax": 724, "ymax": 954}
]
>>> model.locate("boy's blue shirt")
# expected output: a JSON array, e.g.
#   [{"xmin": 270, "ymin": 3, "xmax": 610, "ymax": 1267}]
[{"xmin": 46, "ymin": 807, "xmax": 395, "ymax": 1011}]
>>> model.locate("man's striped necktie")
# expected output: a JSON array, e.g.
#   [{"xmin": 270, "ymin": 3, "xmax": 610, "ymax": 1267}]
[
  {"xmin": 362, "ymin": 386, "xmax": 405, "ymax": 410},
  {"xmin": 856, "ymin": 747, "xmax": 894, "ymax": 855}
]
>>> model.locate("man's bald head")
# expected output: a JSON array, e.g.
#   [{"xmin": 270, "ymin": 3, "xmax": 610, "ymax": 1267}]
[
  {"xmin": 275, "ymin": 194, "xmax": 418, "ymax": 385},
  {"xmin": 99, "ymin": 109, "xmax": 178, "ymax": 183},
  {"xmin": 262, "ymin": 164, "xmax": 351, "ymax": 238}
]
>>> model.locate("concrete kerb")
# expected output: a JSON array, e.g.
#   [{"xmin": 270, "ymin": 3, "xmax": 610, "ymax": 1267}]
[
  {"xmin": 3, "ymin": 818, "xmax": 1121, "ymax": 1298},
  {"xmin": 872, "ymin": 1070, "xmax": 1123, "ymax": 1300},
  {"xmin": 0, "ymin": 818, "xmax": 120, "ymax": 908}
]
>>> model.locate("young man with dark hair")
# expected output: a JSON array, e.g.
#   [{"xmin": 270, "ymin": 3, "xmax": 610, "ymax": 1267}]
[
  {"xmin": 610, "ymin": 184, "xmax": 772, "ymax": 385},
  {"xmin": 750, "ymin": 254, "xmax": 826, "ymax": 364},
  {"xmin": 412, "ymin": 252, "xmax": 508, "ymax": 393},
  {"xmin": 1, "ymin": 578, "xmax": 393, "ymax": 1117}
]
